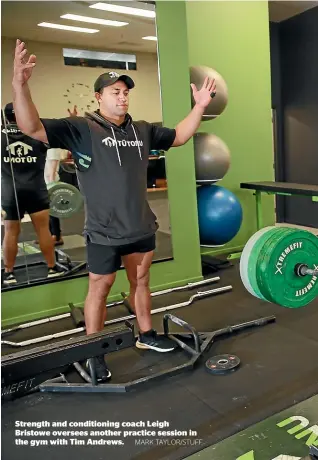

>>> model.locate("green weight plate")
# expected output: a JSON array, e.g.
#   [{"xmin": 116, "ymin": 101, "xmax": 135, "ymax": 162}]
[
  {"xmin": 240, "ymin": 227, "xmax": 275, "ymax": 300},
  {"xmin": 256, "ymin": 228, "xmax": 306, "ymax": 305},
  {"xmin": 48, "ymin": 182, "xmax": 83, "ymax": 219},
  {"xmin": 253, "ymin": 227, "xmax": 296, "ymax": 302},
  {"xmin": 246, "ymin": 227, "xmax": 293, "ymax": 300},
  {"xmin": 256, "ymin": 229, "xmax": 318, "ymax": 308},
  {"xmin": 240, "ymin": 227, "xmax": 295, "ymax": 302},
  {"xmin": 253, "ymin": 227, "xmax": 299, "ymax": 304}
]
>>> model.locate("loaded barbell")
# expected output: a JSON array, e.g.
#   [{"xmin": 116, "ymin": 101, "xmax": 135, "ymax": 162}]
[
  {"xmin": 240, "ymin": 226, "xmax": 318, "ymax": 308},
  {"xmin": 46, "ymin": 182, "xmax": 318, "ymax": 307},
  {"xmin": 47, "ymin": 181, "xmax": 83, "ymax": 219}
]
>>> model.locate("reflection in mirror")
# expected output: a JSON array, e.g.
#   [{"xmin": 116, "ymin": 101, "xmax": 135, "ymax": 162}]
[
  {"xmin": 1, "ymin": 105, "xmax": 27, "ymax": 288},
  {"xmin": 1, "ymin": 103, "xmax": 64, "ymax": 289},
  {"xmin": 1, "ymin": 0, "xmax": 173, "ymax": 288}
]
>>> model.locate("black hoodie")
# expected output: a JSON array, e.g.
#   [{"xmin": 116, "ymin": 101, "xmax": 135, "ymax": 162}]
[
  {"xmin": 1, "ymin": 122, "xmax": 48, "ymax": 200},
  {"xmin": 41, "ymin": 111, "xmax": 176, "ymax": 246}
]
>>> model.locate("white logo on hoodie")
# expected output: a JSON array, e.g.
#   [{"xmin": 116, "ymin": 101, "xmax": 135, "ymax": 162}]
[
  {"xmin": 4, "ymin": 141, "xmax": 37, "ymax": 163},
  {"xmin": 102, "ymin": 137, "xmax": 116, "ymax": 147},
  {"xmin": 102, "ymin": 137, "xmax": 143, "ymax": 148}
]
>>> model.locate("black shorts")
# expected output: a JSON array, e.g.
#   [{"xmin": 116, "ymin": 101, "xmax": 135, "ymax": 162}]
[
  {"xmin": 2, "ymin": 189, "xmax": 49, "ymax": 221},
  {"xmin": 87, "ymin": 234, "xmax": 156, "ymax": 275}
]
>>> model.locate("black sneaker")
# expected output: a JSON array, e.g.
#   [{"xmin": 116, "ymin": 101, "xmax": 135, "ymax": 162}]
[
  {"xmin": 136, "ymin": 329, "xmax": 177, "ymax": 353},
  {"xmin": 3, "ymin": 272, "xmax": 17, "ymax": 285},
  {"xmin": 86, "ymin": 355, "xmax": 112, "ymax": 383},
  {"xmin": 47, "ymin": 265, "xmax": 65, "ymax": 279}
]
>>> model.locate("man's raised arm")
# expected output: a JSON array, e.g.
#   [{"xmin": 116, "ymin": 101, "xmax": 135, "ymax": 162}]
[{"xmin": 12, "ymin": 39, "xmax": 48, "ymax": 144}]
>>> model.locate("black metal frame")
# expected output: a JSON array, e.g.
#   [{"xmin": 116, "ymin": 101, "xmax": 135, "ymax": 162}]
[
  {"xmin": 39, "ymin": 314, "xmax": 276, "ymax": 394},
  {"xmin": 1, "ymin": 322, "xmax": 135, "ymax": 400}
]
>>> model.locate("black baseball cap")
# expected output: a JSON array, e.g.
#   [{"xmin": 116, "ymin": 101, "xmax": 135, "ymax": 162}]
[
  {"xmin": 4, "ymin": 102, "xmax": 16, "ymax": 123},
  {"xmin": 94, "ymin": 71, "xmax": 135, "ymax": 93}
]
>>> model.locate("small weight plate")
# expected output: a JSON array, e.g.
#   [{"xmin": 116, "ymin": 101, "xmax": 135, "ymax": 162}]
[
  {"xmin": 48, "ymin": 182, "xmax": 83, "ymax": 219},
  {"xmin": 205, "ymin": 354, "xmax": 240, "ymax": 375},
  {"xmin": 257, "ymin": 229, "xmax": 318, "ymax": 308}
]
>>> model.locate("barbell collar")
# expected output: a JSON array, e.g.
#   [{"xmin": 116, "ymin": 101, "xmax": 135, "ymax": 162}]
[{"xmin": 295, "ymin": 263, "xmax": 318, "ymax": 277}]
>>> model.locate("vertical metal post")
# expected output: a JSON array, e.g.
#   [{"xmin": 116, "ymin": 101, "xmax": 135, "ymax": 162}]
[{"xmin": 255, "ymin": 191, "xmax": 263, "ymax": 230}]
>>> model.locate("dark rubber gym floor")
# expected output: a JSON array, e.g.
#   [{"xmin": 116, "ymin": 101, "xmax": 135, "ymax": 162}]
[{"xmin": 2, "ymin": 261, "xmax": 318, "ymax": 460}]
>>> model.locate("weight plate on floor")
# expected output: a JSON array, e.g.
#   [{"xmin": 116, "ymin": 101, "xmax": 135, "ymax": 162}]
[
  {"xmin": 240, "ymin": 226, "xmax": 276, "ymax": 300},
  {"xmin": 205, "ymin": 354, "xmax": 240, "ymax": 375},
  {"xmin": 48, "ymin": 182, "xmax": 83, "ymax": 218},
  {"xmin": 256, "ymin": 229, "xmax": 318, "ymax": 308}
]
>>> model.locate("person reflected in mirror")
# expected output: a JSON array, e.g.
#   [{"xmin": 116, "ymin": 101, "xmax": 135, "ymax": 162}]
[
  {"xmin": 44, "ymin": 148, "xmax": 68, "ymax": 246},
  {"xmin": 12, "ymin": 39, "xmax": 216, "ymax": 380},
  {"xmin": 1, "ymin": 103, "xmax": 65, "ymax": 285}
]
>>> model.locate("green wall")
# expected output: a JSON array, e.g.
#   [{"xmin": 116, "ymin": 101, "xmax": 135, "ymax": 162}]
[
  {"xmin": 1, "ymin": 1, "xmax": 203, "ymax": 327},
  {"xmin": 1, "ymin": 1, "xmax": 275, "ymax": 327},
  {"xmin": 185, "ymin": 0, "xmax": 275, "ymax": 255}
]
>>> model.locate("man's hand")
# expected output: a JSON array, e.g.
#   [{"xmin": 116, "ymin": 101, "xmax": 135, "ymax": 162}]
[
  {"xmin": 172, "ymin": 76, "xmax": 216, "ymax": 147},
  {"xmin": 13, "ymin": 39, "xmax": 36, "ymax": 87},
  {"xmin": 68, "ymin": 105, "xmax": 78, "ymax": 117},
  {"xmin": 191, "ymin": 77, "xmax": 216, "ymax": 109},
  {"xmin": 47, "ymin": 175, "xmax": 56, "ymax": 184}
]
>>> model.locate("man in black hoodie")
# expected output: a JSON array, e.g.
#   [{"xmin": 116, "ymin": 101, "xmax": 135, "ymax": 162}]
[
  {"xmin": 12, "ymin": 39, "xmax": 216, "ymax": 382},
  {"xmin": 1, "ymin": 103, "xmax": 65, "ymax": 285}
]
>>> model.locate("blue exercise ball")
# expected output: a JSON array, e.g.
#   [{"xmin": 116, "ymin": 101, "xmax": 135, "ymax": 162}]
[{"xmin": 197, "ymin": 185, "xmax": 243, "ymax": 245}]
